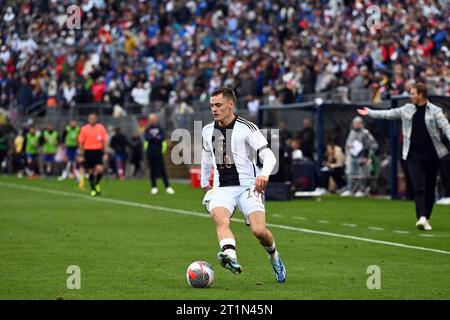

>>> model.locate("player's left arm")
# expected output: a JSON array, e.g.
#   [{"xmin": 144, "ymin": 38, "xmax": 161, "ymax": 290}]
[
  {"xmin": 254, "ymin": 148, "xmax": 276, "ymax": 193},
  {"xmin": 435, "ymin": 108, "xmax": 450, "ymax": 141},
  {"xmin": 247, "ymin": 129, "xmax": 277, "ymax": 193}
]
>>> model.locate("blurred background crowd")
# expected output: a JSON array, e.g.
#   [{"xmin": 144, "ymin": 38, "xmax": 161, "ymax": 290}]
[{"xmin": 0, "ymin": 0, "xmax": 448, "ymax": 116}]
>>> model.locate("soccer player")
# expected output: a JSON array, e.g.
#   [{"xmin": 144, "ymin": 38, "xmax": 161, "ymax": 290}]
[
  {"xmin": 41, "ymin": 123, "xmax": 58, "ymax": 177},
  {"xmin": 59, "ymin": 120, "xmax": 80, "ymax": 180},
  {"xmin": 201, "ymin": 87, "xmax": 286, "ymax": 283},
  {"xmin": 78, "ymin": 113, "xmax": 108, "ymax": 197}
]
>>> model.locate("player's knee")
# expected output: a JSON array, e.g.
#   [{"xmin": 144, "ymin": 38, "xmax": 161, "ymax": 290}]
[
  {"xmin": 251, "ymin": 225, "xmax": 267, "ymax": 239},
  {"xmin": 212, "ymin": 211, "xmax": 230, "ymax": 228}
]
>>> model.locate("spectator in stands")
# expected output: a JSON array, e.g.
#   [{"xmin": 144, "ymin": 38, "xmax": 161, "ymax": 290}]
[
  {"xmin": 298, "ymin": 117, "xmax": 315, "ymax": 160},
  {"xmin": 46, "ymin": 79, "xmax": 58, "ymax": 112},
  {"xmin": 91, "ymin": 77, "xmax": 106, "ymax": 103},
  {"xmin": 62, "ymin": 81, "xmax": 76, "ymax": 111},
  {"xmin": 0, "ymin": 0, "xmax": 448, "ymax": 116},
  {"xmin": 17, "ymin": 77, "xmax": 33, "ymax": 112},
  {"xmin": 342, "ymin": 117, "xmax": 378, "ymax": 197},
  {"xmin": 278, "ymin": 120, "xmax": 293, "ymax": 148},
  {"xmin": 75, "ymin": 82, "xmax": 92, "ymax": 104},
  {"xmin": 150, "ymin": 74, "xmax": 173, "ymax": 107},
  {"xmin": 290, "ymin": 138, "xmax": 303, "ymax": 161},
  {"xmin": 350, "ymin": 66, "xmax": 371, "ymax": 102},
  {"xmin": 316, "ymin": 140, "xmax": 346, "ymax": 195},
  {"xmin": 131, "ymin": 81, "xmax": 150, "ymax": 109}
]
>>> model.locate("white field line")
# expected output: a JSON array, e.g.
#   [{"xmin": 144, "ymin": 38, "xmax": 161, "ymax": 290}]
[
  {"xmin": 368, "ymin": 226, "xmax": 385, "ymax": 231},
  {"xmin": 1, "ymin": 182, "xmax": 450, "ymax": 256},
  {"xmin": 341, "ymin": 223, "xmax": 357, "ymax": 228},
  {"xmin": 393, "ymin": 230, "xmax": 410, "ymax": 234}
]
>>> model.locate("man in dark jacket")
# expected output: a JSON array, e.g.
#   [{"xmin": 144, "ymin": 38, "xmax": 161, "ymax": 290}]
[
  {"xmin": 110, "ymin": 126, "xmax": 129, "ymax": 180},
  {"xmin": 129, "ymin": 133, "xmax": 143, "ymax": 177},
  {"xmin": 144, "ymin": 113, "xmax": 174, "ymax": 195}
]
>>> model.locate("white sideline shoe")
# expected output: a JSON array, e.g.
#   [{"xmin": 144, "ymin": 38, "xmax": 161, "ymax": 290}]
[
  {"xmin": 416, "ymin": 217, "xmax": 427, "ymax": 231},
  {"xmin": 340, "ymin": 190, "xmax": 352, "ymax": 197},
  {"xmin": 151, "ymin": 187, "xmax": 158, "ymax": 195},
  {"xmin": 436, "ymin": 197, "xmax": 450, "ymax": 205},
  {"xmin": 166, "ymin": 187, "xmax": 175, "ymax": 194},
  {"xmin": 354, "ymin": 191, "xmax": 366, "ymax": 197},
  {"xmin": 424, "ymin": 220, "xmax": 433, "ymax": 231}
]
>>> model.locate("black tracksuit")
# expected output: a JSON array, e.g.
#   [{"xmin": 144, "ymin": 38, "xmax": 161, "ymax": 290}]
[
  {"xmin": 144, "ymin": 124, "xmax": 170, "ymax": 188},
  {"xmin": 406, "ymin": 104, "xmax": 439, "ymax": 220}
]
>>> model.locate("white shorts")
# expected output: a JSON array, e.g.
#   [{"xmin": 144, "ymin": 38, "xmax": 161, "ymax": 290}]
[{"xmin": 203, "ymin": 186, "xmax": 266, "ymax": 225}]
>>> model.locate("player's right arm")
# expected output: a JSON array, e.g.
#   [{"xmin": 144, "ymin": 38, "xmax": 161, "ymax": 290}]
[
  {"xmin": 200, "ymin": 127, "xmax": 213, "ymax": 192},
  {"xmin": 247, "ymin": 127, "xmax": 277, "ymax": 193},
  {"xmin": 357, "ymin": 106, "xmax": 402, "ymax": 120}
]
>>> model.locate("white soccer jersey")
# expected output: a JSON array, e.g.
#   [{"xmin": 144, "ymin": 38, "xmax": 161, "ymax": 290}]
[{"xmin": 201, "ymin": 115, "xmax": 273, "ymax": 188}]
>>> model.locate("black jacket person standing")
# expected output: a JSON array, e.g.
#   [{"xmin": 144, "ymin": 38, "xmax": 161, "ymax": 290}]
[
  {"xmin": 144, "ymin": 113, "xmax": 175, "ymax": 195},
  {"xmin": 358, "ymin": 83, "xmax": 450, "ymax": 231}
]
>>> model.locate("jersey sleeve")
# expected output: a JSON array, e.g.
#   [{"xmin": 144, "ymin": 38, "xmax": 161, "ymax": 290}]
[
  {"xmin": 246, "ymin": 126, "xmax": 276, "ymax": 177},
  {"xmin": 247, "ymin": 128, "xmax": 269, "ymax": 152},
  {"xmin": 200, "ymin": 127, "xmax": 213, "ymax": 188}
]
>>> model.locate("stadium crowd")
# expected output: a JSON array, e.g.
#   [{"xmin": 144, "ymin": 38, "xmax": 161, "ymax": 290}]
[{"xmin": 0, "ymin": 0, "xmax": 449, "ymax": 118}]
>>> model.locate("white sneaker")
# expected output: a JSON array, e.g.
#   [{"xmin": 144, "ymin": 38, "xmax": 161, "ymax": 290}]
[
  {"xmin": 424, "ymin": 220, "xmax": 432, "ymax": 231},
  {"xmin": 416, "ymin": 216, "xmax": 427, "ymax": 230},
  {"xmin": 314, "ymin": 187, "xmax": 328, "ymax": 195},
  {"xmin": 166, "ymin": 186, "xmax": 175, "ymax": 194},
  {"xmin": 151, "ymin": 187, "xmax": 158, "ymax": 195},
  {"xmin": 340, "ymin": 190, "xmax": 352, "ymax": 197},
  {"xmin": 436, "ymin": 197, "xmax": 450, "ymax": 205},
  {"xmin": 354, "ymin": 190, "xmax": 366, "ymax": 197}
]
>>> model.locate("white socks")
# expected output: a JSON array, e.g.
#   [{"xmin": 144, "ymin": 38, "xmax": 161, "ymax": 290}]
[
  {"xmin": 219, "ymin": 238, "xmax": 237, "ymax": 260},
  {"xmin": 219, "ymin": 238, "xmax": 279, "ymax": 261},
  {"xmin": 264, "ymin": 241, "xmax": 279, "ymax": 261}
]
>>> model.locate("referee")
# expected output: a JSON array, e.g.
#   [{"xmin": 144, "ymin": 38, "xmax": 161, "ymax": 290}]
[
  {"xmin": 358, "ymin": 83, "xmax": 450, "ymax": 230},
  {"xmin": 78, "ymin": 113, "xmax": 108, "ymax": 197}
]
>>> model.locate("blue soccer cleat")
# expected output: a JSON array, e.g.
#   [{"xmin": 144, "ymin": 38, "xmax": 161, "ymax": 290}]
[
  {"xmin": 270, "ymin": 254, "xmax": 286, "ymax": 283},
  {"xmin": 217, "ymin": 252, "xmax": 242, "ymax": 275}
]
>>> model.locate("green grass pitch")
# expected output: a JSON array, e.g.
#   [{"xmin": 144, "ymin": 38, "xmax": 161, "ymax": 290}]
[{"xmin": 0, "ymin": 176, "xmax": 449, "ymax": 299}]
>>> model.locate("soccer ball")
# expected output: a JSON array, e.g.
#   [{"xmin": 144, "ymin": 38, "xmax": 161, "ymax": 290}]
[{"xmin": 186, "ymin": 261, "xmax": 215, "ymax": 288}]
